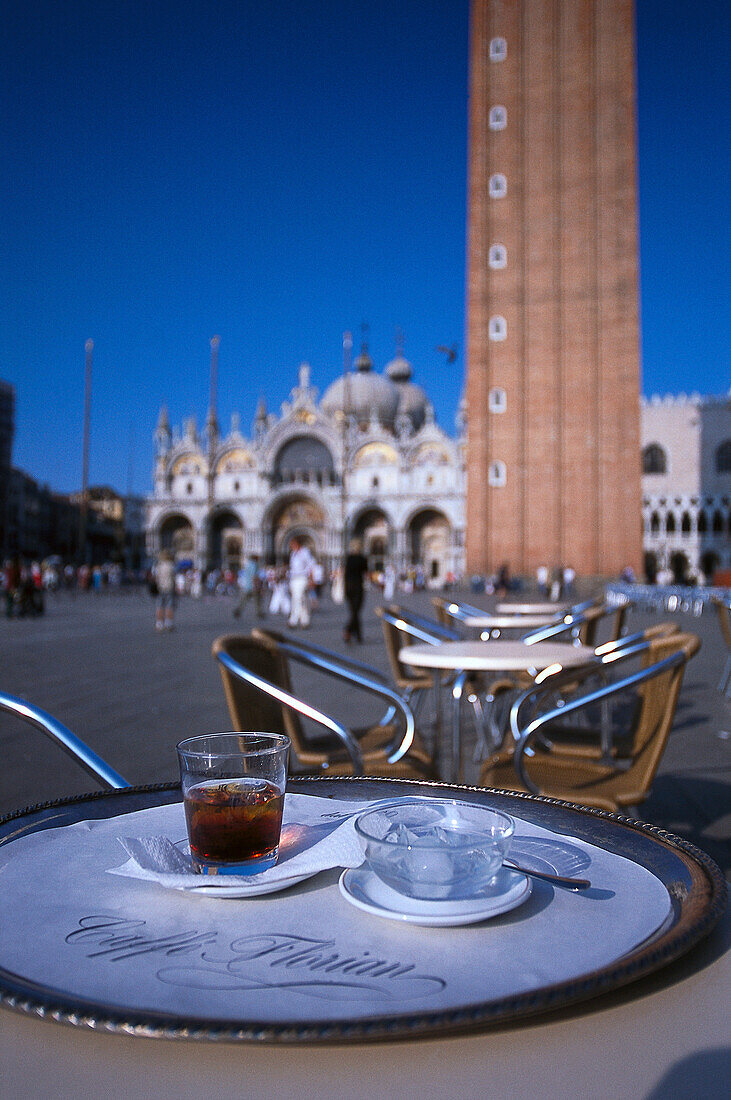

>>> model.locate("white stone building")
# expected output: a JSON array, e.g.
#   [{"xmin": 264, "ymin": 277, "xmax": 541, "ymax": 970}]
[
  {"xmin": 146, "ymin": 339, "xmax": 730, "ymax": 585},
  {"xmin": 641, "ymin": 392, "xmax": 731, "ymax": 580},
  {"xmin": 146, "ymin": 347, "xmax": 466, "ymax": 584}
]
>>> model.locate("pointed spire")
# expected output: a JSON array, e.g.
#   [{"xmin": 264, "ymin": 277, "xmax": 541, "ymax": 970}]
[
  {"xmin": 386, "ymin": 328, "xmax": 412, "ymax": 382},
  {"xmin": 154, "ymin": 405, "xmax": 172, "ymax": 454},
  {"xmin": 206, "ymin": 335, "xmax": 220, "ymax": 447},
  {"xmin": 254, "ymin": 394, "xmax": 268, "ymax": 438},
  {"xmin": 156, "ymin": 404, "xmax": 170, "ymax": 433},
  {"xmin": 354, "ymin": 322, "xmax": 372, "ymax": 372}
]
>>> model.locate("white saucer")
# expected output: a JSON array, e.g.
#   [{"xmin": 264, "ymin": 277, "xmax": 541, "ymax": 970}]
[
  {"xmin": 175, "ymin": 870, "xmax": 318, "ymax": 897},
  {"xmin": 338, "ymin": 865, "xmax": 531, "ymax": 926}
]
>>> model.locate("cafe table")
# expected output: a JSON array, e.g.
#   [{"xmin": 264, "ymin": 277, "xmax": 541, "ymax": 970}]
[
  {"xmin": 0, "ymin": 777, "xmax": 727, "ymax": 1099},
  {"xmin": 459, "ymin": 612, "xmax": 562, "ymax": 637},
  {"xmin": 496, "ymin": 601, "xmax": 571, "ymax": 615},
  {"xmin": 399, "ymin": 640, "xmax": 596, "ymax": 780}
]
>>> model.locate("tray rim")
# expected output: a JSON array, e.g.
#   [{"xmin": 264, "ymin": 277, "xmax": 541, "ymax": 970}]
[{"xmin": 0, "ymin": 775, "xmax": 726, "ymax": 1044}]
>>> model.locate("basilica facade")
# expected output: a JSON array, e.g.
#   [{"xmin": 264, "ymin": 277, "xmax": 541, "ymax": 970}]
[{"xmin": 146, "ymin": 347, "xmax": 466, "ymax": 583}]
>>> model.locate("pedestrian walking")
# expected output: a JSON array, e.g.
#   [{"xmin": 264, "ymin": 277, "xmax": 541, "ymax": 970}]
[
  {"xmin": 343, "ymin": 538, "xmax": 368, "ymax": 644},
  {"xmin": 311, "ymin": 559, "xmax": 325, "ymax": 608},
  {"xmin": 153, "ymin": 550, "xmax": 176, "ymax": 631},
  {"xmin": 233, "ymin": 554, "xmax": 258, "ymax": 619},
  {"xmin": 269, "ymin": 565, "xmax": 291, "ymax": 616},
  {"xmin": 288, "ymin": 537, "xmax": 315, "ymax": 628}
]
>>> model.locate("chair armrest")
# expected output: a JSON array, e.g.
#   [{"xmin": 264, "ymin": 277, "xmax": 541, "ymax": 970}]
[
  {"xmin": 0, "ymin": 691, "xmax": 129, "ymax": 790},
  {"xmin": 272, "ymin": 640, "xmax": 417, "ymax": 764},
  {"xmin": 512, "ymin": 650, "xmax": 686, "ymax": 794},
  {"xmin": 215, "ymin": 650, "xmax": 364, "ymax": 773},
  {"xmin": 274, "ymin": 632, "xmax": 390, "ymax": 685},
  {"xmin": 521, "ymin": 614, "xmax": 583, "ymax": 645},
  {"xmin": 377, "ymin": 609, "xmax": 451, "ymax": 646}
]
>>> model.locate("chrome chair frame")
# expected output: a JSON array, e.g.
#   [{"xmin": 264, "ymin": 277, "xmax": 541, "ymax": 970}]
[
  {"xmin": 509, "ymin": 648, "xmax": 688, "ymax": 798},
  {"xmin": 711, "ymin": 596, "xmax": 731, "ymax": 698},
  {"xmin": 0, "ymin": 691, "xmax": 129, "ymax": 790},
  {"xmin": 252, "ymin": 629, "xmax": 397, "ymax": 728},
  {"xmin": 520, "ymin": 605, "xmax": 606, "ymax": 646},
  {"xmin": 431, "ymin": 596, "xmax": 487, "ymax": 627},
  {"xmin": 215, "ymin": 640, "xmax": 418, "ymax": 772},
  {"xmin": 376, "ymin": 605, "xmax": 462, "ymax": 727},
  {"xmin": 507, "ymin": 637, "xmax": 656, "ymax": 763},
  {"xmin": 378, "ymin": 605, "xmax": 513, "ymax": 762}
]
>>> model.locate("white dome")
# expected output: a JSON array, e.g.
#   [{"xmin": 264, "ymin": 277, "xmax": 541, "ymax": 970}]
[
  {"xmin": 321, "ymin": 369, "xmax": 400, "ymax": 427},
  {"xmin": 395, "ymin": 380, "xmax": 428, "ymax": 431},
  {"xmin": 385, "ymin": 353, "xmax": 412, "ymax": 383}
]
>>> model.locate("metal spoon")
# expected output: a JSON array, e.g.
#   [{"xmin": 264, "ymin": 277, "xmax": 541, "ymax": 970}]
[{"xmin": 503, "ymin": 859, "xmax": 591, "ymax": 890}]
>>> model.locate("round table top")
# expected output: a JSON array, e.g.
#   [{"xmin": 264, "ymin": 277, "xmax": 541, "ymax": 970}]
[
  {"xmin": 399, "ymin": 640, "xmax": 596, "ymax": 672},
  {"xmin": 461, "ymin": 613, "xmax": 561, "ymax": 629},
  {"xmin": 496, "ymin": 601, "xmax": 570, "ymax": 615},
  {"xmin": 0, "ymin": 779, "xmax": 726, "ymax": 1095}
]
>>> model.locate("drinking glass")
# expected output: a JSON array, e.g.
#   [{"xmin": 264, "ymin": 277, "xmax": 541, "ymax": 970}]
[{"xmin": 177, "ymin": 732, "xmax": 290, "ymax": 875}]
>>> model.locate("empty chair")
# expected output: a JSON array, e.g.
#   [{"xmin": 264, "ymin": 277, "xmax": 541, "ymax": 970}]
[
  {"xmin": 521, "ymin": 602, "xmax": 615, "ymax": 648},
  {"xmin": 711, "ymin": 596, "xmax": 731, "ymax": 698},
  {"xmin": 212, "ymin": 632, "xmax": 436, "ymax": 780},
  {"xmin": 431, "ymin": 596, "xmax": 485, "ymax": 631},
  {"xmin": 593, "ymin": 620, "xmax": 679, "ymax": 662},
  {"xmin": 376, "ymin": 604, "xmax": 516, "ymax": 753},
  {"xmin": 0, "ymin": 691, "xmax": 129, "ymax": 790},
  {"xmin": 479, "ymin": 632, "xmax": 700, "ymax": 813},
  {"xmin": 375, "ymin": 604, "xmax": 457, "ymax": 719}
]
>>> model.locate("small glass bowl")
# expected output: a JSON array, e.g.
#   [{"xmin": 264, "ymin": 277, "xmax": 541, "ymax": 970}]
[{"xmin": 354, "ymin": 799, "xmax": 515, "ymax": 901}]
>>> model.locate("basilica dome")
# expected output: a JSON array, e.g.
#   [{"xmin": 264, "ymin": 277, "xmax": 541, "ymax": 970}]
[
  {"xmin": 385, "ymin": 352, "xmax": 428, "ymax": 431},
  {"xmin": 320, "ymin": 350, "xmax": 400, "ymax": 428}
]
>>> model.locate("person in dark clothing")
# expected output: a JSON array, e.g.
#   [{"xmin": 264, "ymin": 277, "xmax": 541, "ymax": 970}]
[{"xmin": 343, "ymin": 539, "xmax": 369, "ymax": 643}]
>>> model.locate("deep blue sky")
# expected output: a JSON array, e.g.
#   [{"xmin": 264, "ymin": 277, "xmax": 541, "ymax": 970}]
[{"xmin": 2, "ymin": 0, "xmax": 728, "ymax": 495}]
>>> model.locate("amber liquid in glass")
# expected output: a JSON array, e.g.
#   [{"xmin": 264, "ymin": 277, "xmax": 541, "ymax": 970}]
[{"xmin": 184, "ymin": 777, "xmax": 284, "ymax": 868}]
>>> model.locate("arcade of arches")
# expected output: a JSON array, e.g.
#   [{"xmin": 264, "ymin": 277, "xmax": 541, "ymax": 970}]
[{"xmin": 153, "ymin": 497, "xmax": 456, "ymax": 584}]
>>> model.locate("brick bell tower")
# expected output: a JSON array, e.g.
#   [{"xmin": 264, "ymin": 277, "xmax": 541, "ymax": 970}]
[{"xmin": 465, "ymin": 0, "xmax": 642, "ymax": 578}]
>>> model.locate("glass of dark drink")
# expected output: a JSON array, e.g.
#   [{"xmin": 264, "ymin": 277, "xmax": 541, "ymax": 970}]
[{"xmin": 177, "ymin": 732, "xmax": 290, "ymax": 875}]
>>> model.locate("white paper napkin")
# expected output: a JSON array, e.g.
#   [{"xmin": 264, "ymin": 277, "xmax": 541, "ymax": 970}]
[{"xmin": 107, "ymin": 797, "xmax": 383, "ymax": 891}]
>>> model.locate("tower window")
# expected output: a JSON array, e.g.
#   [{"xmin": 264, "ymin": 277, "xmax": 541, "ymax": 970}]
[
  {"xmin": 186, "ymin": 482, "xmax": 193, "ymax": 495},
  {"xmin": 642, "ymin": 443, "xmax": 667, "ymax": 475},
  {"xmin": 372, "ymin": 476, "xmax": 379, "ymax": 489},
  {"xmin": 489, "ymin": 387, "xmax": 507, "ymax": 413},
  {"xmin": 234, "ymin": 480, "xmax": 240, "ymax": 492},
  {"xmin": 488, "ymin": 173, "xmax": 507, "ymax": 198},
  {"xmin": 488, "ymin": 244, "xmax": 507, "ymax": 269},
  {"xmin": 716, "ymin": 439, "xmax": 731, "ymax": 473},
  {"xmin": 489, "ymin": 106, "xmax": 507, "ymax": 131},
  {"xmin": 488, "ymin": 316, "xmax": 507, "ymax": 342},
  {"xmin": 488, "ymin": 461, "xmax": 507, "ymax": 487},
  {"xmin": 489, "ymin": 37, "xmax": 507, "ymax": 61}
]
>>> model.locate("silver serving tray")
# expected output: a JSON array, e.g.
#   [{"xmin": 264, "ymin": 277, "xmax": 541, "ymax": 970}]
[{"xmin": 0, "ymin": 776, "xmax": 726, "ymax": 1043}]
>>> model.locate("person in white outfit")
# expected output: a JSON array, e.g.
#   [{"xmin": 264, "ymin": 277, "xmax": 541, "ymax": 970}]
[{"xmin": 288, "ymin": 537, "xmax": 315, "ymax": 628}]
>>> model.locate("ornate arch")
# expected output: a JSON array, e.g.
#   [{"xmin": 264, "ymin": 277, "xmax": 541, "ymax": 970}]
[{"xmin": 262, "ymin": 492, "xmax": 330, "ymax": 562}]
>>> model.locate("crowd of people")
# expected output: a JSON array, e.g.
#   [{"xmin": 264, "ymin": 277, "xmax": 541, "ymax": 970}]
[
  {"xmin": 2, "ymin": 556, "xmax": 145, "ymax": 612},
  {"xmin": 146, "ymin": 538, "xmax": 453, "ymax": 639}
]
